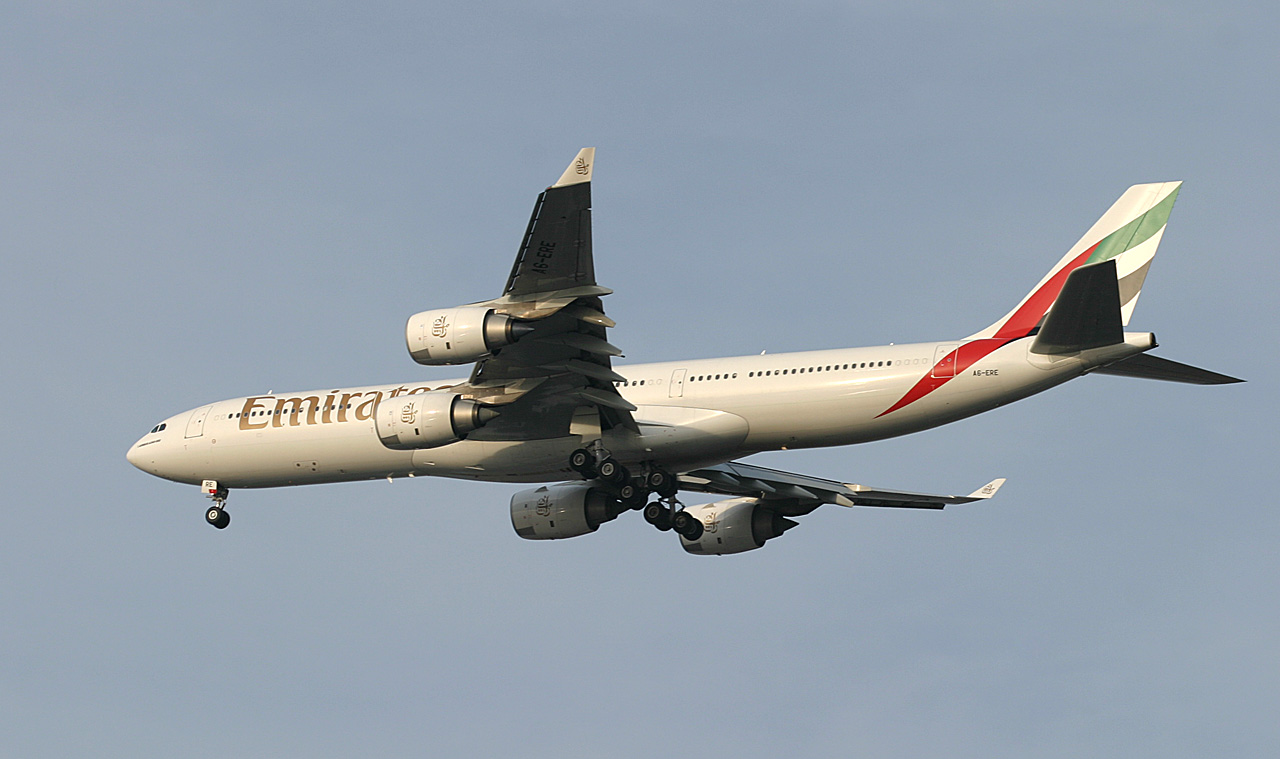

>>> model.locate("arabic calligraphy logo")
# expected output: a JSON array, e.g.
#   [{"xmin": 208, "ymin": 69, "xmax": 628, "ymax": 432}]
[
  {"xmin": 702, "ymin": 511, "xmax": 720, "ymax": 534},
  {"xmin": 575, "ymin": 157, "xmax": 590, "ymax": 175},
  {"xmin": 536, "ymin": 494, "xmax": 552, "ymax": 517},
  {"xmin": 431, "ymin": 315, "xmax": 450, "ymax": 338},
  {"xmin": 400, "ymin": 402, "xmax": 418, "ymax": 424}
]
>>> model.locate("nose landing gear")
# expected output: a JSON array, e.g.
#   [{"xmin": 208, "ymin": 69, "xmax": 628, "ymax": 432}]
[{"xmin": 201, "ymin": 479, "xmax": 230, "ymax": 529}]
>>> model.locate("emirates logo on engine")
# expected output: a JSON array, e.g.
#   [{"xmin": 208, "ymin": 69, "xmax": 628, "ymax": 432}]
[
  {"xmin": 535, "ymin": 494, "xmax": 552, "ymax": 517},
  {"xmin": 703, "ymin": 511, "xmax": 720, "ymax": 534},
  {"xmin": 400, "ymin": 402, "xmax": 417, "ymax": 424},
  {"xmin": 431, "ymin": 314, "xmax": 450, "ymax": 338}
]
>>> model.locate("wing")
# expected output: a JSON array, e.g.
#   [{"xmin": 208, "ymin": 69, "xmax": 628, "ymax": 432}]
[
  {"xmin": 504, "ymin": 148, "xmax": 597, "ymax": 296},
  {"xmin": 448, "ymin": 149, "xmax": 638, "ymax": 439},
  {"xmin": 678, "ymin": 460, "xmax": 1005, "ymax": 515}
]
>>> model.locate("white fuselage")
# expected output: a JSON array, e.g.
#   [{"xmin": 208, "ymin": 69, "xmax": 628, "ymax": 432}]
[{"xmin": 127, "ymin": 334, "xmax": 1153, "ymax": 489}]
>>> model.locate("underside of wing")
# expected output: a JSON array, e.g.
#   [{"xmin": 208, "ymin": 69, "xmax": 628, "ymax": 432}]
[{"xmin": 678, "ymin": 460, "xmax": 1005, "ymax": 514}]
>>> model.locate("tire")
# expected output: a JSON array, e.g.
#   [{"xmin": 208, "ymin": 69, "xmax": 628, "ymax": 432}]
[
  {"xmin": 672, "ymin": 510, "xmax": 704, "ymax": 540},
  {"xmin": 648, "ymin": 468, "xmax": 678, "ymax": 498},
  {"xmin": 643, "ymin": 502, "xmax": 672, "ymax": 528},
  {"xmin": 598, "ymin": 458, "xmax": 628, "ymax": 485},
  {"xmin": 621, "ymin": 488, "xmax": 648, "ymax": 510},
  {"xmin": 206, "ymin": 507, "xmax": 230, "ymax": 530},
  {"xmin": 569, "ymin": 448, "xmax": 595, "ymax": 477}
]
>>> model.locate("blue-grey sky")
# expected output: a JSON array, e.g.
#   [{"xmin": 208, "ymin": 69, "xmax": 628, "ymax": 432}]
[{"xmin": 2, "ymin": 2, "xmax": 1275, "ymax": 757}]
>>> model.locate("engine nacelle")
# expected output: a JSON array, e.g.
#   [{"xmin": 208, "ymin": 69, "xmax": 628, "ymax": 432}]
[
  {"xmin": 510, "ymin": 483, "xmax": 623, "ymax": 541},
  {"xmin": 405, "ymin": 306, "xmax": 532, "ymax": 365},
  {"xmin": 678, "ymin": 498, "xmax": 798, "ymax": 555},
  {"xmin": 374, "ymin": 392, "xmax": 497, "ymax": 450}
]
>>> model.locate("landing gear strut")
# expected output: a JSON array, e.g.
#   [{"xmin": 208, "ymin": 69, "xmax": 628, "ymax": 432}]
[{"xmin": 202, "ymin": 480, "xmax": 230, "ymax": 529}]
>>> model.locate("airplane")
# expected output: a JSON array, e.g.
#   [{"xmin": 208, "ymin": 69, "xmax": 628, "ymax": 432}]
[{"xmin": 127, "ymin": 148, "xmax": 1241, "ymax": 554}]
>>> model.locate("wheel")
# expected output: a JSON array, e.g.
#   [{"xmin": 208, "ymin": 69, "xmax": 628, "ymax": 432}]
[
  {"xmin": 620, "ymin": 487, "xmax": 648, "ymax": 511},
  {"xmin": 647, "ymin": 468, "xmax": 678, "ymax": 498},
  {"xmin": 206, "ymin": 507, "xmax": 230, "ymax": 529},
  {"xmin": 569, "ymin": 448, "xmax": 596, "ymax": 477},
  {"xmin": 674, "ymin": 511, "xmax": 704, "ymax": 540},
  {"xmin": 617, "ymin": 483, "xmax": 637, "ymax": 501},
  {"xmin": 597, "ymin": 458, "xmax": 628, "ymax": 485},
  {"xmin": 642, "ymin": 502, "xmax": 672, "ymax": 531}
]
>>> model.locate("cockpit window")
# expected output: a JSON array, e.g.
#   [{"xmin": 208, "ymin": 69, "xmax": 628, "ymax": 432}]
[{"xmin": 149, "ymin": 423, "xmax": 167, "ymax": 434}]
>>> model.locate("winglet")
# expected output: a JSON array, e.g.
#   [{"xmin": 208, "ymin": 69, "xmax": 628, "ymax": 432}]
[
  {"xmin": 968, "ymin": 478, "xmax": 1006, "ymax": 499},
  {"xmin": 553, "ymin": 147, "xmax": 595, "ymax": 188}
]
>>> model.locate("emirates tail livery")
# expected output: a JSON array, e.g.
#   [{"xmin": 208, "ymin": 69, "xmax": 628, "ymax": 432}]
[{"xmin": 128, "ymin": 149, "xmax": 1241, "ymax": 554}]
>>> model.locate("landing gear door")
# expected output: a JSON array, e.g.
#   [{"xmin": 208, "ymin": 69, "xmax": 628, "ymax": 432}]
[
  {"xmin": 185, "ymin": 405, "xmax": 212, "ymax": 438},
  {"xmin": 931, "ymin": 344, "xmax": 959, "ymax": 379},
  {"xmin": 669, "ymin": 369, "xmax": 686, "ymax": 398}
]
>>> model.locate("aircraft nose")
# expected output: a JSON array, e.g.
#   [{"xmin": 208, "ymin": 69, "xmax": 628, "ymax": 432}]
[
  {"xmin": 127, "ymin": 435, "xmax": 163, "ymax": 475},
  {"xmin": 126, "ymin": 439, "xmax": 146, "ymax": 471}
]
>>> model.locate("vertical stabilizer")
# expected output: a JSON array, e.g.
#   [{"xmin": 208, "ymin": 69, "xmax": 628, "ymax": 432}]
[{"xmin": 969, "ymin": 181, "xmax": 1181, "ymax": 340}]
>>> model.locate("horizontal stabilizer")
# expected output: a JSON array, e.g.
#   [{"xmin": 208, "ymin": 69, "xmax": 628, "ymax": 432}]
[
  {"xmin": 1093, "ymin": 354, "xmax": 1244, "ymax": 385},
  {"xmin": 1031, "ymin": 259, "xmax": 1123, "ymax": 354}
]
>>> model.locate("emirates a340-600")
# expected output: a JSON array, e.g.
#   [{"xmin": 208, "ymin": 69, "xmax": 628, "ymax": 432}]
[{"xmin": 127, "ymin": 149, "xmax": 1241, "ymax": 554}]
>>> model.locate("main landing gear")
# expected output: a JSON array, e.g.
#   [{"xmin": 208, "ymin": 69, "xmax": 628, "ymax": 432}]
[
  {"xmin": 642, "ymin": 499, "xmax": 704, "ymax": 540},
  {"xmin": 567, "ymin": 446, "xmax": 701, "ymax": 540},
  {"xmin": 202, "ymin": 479, "xmax": 230, "ymax": 529}
]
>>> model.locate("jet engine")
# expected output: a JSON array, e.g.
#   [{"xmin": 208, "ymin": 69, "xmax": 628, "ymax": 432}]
[
  {"xmin": 374, "ymin": 392, "xmax": 498, "ymax": 450},
  {"xmin": 405, "ymin": 306, "xmax": 534, "ymax": 365},
  {"xmin": 678, "ymin": 498, "xmax": 798, "ymax": 555},
  {"xmin": 510, "ymin": 483, "xmax": 623, "ymax": 541}
]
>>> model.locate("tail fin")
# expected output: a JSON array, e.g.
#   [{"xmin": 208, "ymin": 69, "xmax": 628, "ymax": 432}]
[{"xmin": 969, "ymin": 182, "xmax": 1182, "ymax": 340}]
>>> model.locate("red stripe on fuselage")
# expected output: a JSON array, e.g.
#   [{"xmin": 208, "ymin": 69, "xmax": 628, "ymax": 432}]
[
  {"xmin": 875, "ymin": 338, "xmax": 1009, "ymax": 418},
  {"xmin": 878, "ymin": 242, "xmax": 1101, "ymax": 417},
  {"xmin": 993, "ymin": 246, "xmax": 1097, "ymax": 339}
]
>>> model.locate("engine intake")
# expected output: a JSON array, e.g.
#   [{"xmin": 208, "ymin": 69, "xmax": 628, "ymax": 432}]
[
  {"xmin": 405, "ymin": 306, "xmax": 533, "ymax": 365},
  {"xmin": 510, "ymin": 483, "xmax": 623, "ymax": 541},
  {"xmin": 375, "ymin": 392, "xmax": 497, "ymax": 450},
  {"xmin": 678, "ymin": 498, "xmax": 798, "ymax": 555}
]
